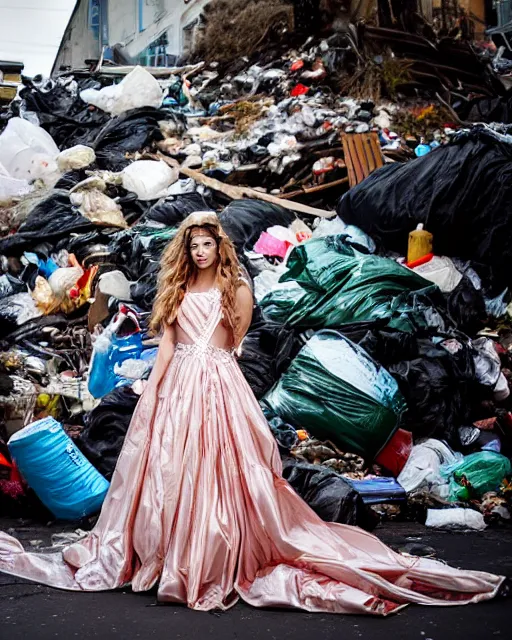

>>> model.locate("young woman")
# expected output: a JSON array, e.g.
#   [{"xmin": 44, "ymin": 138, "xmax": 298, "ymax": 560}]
[{"xmin": 0, "ymin": 212, "xmax": 507, "ymax": 613}]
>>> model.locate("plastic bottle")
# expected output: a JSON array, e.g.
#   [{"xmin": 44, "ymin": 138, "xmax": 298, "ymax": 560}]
[{"xmin": 407, "ymin": 223, "xmax": 433, "ymax": 264}]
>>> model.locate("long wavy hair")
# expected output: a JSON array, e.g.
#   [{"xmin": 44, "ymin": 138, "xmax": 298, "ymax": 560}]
[{"xmin": 150, "ymin": 212, "xmax": 242, "ymax": 343}]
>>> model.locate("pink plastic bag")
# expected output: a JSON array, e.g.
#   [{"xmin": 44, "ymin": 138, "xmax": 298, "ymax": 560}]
[{"xmin": 254, "ymin": 232, "xmax": 292, "ymax": 258}]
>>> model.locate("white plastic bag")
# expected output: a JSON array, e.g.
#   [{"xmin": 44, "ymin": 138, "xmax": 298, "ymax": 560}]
[
  {"xmin": 0, "ymin": 160, "xmax": 32, "ymax": 199},
  {"xmin": 57, "ymin": 145, "xmax": 96, "ymax": 172},
  {"xmin": 254, "ymin": 264, "xmax": 288, "ymax": 302},
  {"xmin": 48, "ymin": 265, "xmax": 83, "ymax": 297},
  {"xmin": 80, "ymin": 66, "xmax": 163, "ymax": 116},
  {"xmin": 425, "ymin": 508, "xmax": 487, "ymax": 531},
  {"xmin": 267, "ymin": 225, "xmax": 297, "ymax": 246},
  {"xmin": 397, "ymin": 438, "xmax": 461, "ymax": 497},
  {"xmin": 0, "ymin": 118, "xmax": 60, "ymax": 185},
  {"xmin": 121, "ymin": 160, "xmax": 178, "ymax": 200},
  {"xmin": 0, "ymin": 292, "xmax": 43, "ymax": 326},
  {"xmin": 412, "ymin": 256, "xmax": 463, "ymax": 292},
  {"xmin": 97, "ymin": 270, "xmax": 133, "ymax": 301},
  {"xmin": 494, "ymin": 372, "xmax": 510, "ymax": 402}
]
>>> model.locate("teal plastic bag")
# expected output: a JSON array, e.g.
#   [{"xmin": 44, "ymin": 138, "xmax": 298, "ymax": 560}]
[
  {"xmin": 262, "ymin": 331, "xmax": 406, "ymax": 459},
  {"xmin": 260, "ymin": 236, "xmax": 438, "ymax": 331},
  {"xmin": 441, "ymin": 451, "xmax": 512, "ymax": 502}
]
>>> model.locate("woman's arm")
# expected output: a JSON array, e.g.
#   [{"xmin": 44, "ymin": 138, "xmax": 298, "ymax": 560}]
[
  {"xmin": 235, "ymin": 283, "xmax": 254, "ymax": 349},
  {"xmin": 146, "ymin": 322, "xmax": 176, "ymax": 392}
]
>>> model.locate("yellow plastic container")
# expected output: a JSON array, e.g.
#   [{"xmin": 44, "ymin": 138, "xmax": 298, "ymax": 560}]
[{"xmin": 407, "ymin": 223, "xmax": 433, "ymax": 264}]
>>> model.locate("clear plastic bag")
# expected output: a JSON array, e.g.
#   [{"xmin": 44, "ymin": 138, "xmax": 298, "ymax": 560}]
[
  {"xmin": 0, "ymin": 117, "xmax": 60, "ymax": 185},
  {"xmin": 57, "ymin": 145, "xmax": 96, "ymax": 172},
  {"xmin": 0, "ymin": 161, "xmax": 32, "ymax": 200},
  {"xmin": 70, "ymin": 189, "xmax": 127, "ymax": 228},
  {"xmin": 80, "ymin": 66, "xmax": 163, "ymax": 116},
  {"xmin": 121, "ymin": 160, "xmax": 179, "ymax": 200},
  {"xmin": 472, "ymin": 337, "xmax": 501, "ymax": 388}
]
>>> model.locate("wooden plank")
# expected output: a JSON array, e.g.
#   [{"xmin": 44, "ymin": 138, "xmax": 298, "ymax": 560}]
[
  {"xmin": 157, "ymin": 153, "xmax": 336, "ymax": 218},
  {"xmin": 342, "ymin": 135, "xmax": 357, "ymax": 188},
  {"xmin": 370, "ymin": 132, "xmax": 385, "ymax": 170},
  {"xmin": 279, "ymin": 177, "xmax": 349, "ymax": 199},
  {"xmin": 364, "ymin": 135, "xmax": 377, "ymax": 174},
  {"xmin": 351, "ymin": 135, "xmax": 367, "ymax": 184},
  {"xmin": 342, "ymin": 133, "xmax": 384, "ymax": 188}
]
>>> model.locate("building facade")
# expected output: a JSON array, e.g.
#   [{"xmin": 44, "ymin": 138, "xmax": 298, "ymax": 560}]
[
  {"xmin": 53, "ymin": 0, "xmax": 211, "ymax": 75},
  {"xmin": 53, "ymin": 0, "xmax": 493, "ymax": 76}
]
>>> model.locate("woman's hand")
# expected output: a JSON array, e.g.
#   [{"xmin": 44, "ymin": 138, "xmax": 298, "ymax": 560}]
[{"xmin": 142, "ymin": 323, "xmax": 176, "ymax": 393}]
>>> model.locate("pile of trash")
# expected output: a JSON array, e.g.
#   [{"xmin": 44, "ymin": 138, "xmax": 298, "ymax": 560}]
[{"xmin": 1, "ymin": 17, "xmax": 512, "ymax": 534}]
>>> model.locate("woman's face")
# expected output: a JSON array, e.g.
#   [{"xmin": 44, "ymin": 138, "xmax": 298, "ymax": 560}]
[{"xmin": 189, "ymin": 232, "xmax": 218, "ymax": 271}]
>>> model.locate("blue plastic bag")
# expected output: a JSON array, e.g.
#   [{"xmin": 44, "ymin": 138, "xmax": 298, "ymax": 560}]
[
  {"xmin": 345, "ymin": 477, "xmax": 406, "ymax": 504},
  {"xmin": 88, "ymin": 331, "xmax": 143, "ymax": 399},
  {"xmin": 8, "ymin": 417, "xmax": 109, "ymax": 520}
]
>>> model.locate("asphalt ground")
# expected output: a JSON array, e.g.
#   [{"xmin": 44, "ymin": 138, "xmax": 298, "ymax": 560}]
[{"xmin": 1, "ymin": 520, "xmax": 511, "ymax": 640}]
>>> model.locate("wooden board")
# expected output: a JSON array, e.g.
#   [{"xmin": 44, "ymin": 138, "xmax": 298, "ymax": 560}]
[
  {"xmin": 342, "ymin": 132, "xmax": 385, "ymax": 188},
  {"xmin": 156, "ymin": 153, "xmax": 336, "ymax": 218}
]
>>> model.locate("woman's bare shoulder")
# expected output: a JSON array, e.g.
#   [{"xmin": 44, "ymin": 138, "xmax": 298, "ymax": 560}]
[{"xmin": 236, "ymin": 279, "xmax": 252, "ymax": 299}]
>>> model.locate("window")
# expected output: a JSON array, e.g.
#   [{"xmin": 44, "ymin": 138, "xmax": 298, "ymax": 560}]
[
  {"xmin": 182, "ymin": 21, "xmax": 196, "ymax": 56},
  {"xmin": 89, "ymin": 0, "xmax": 100, "ymax": 39},
  {"xmin": 138, "ymin": 33, "xmax": 170, "ymax": 67}
]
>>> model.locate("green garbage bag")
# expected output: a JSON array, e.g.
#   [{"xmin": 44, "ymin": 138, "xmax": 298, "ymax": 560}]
[
  {"xmin": 262, "ymin": 331, "xmax": 406, "ymax": 459},
  {"xmin": 441, "ymin": 451, "xmax": 512, "ymax": 502},
  {"xmin": 260, "ymin": 236, "xmax": 438, "ymax": 331}
]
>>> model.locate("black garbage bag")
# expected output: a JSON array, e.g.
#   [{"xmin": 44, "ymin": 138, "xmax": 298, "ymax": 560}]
[
  {"xmin": 218, "ymin": 199, "xmax": 295, "ymax": 252},
  {"xmin": 265, "ymin": 413, "xmax": 299, "ymax": 452},
  {"xmin": 0, "ymin": 274, "xmax": 26, "ymax": 299},
  {"xmin": 108, "ymin": 223, "xmax": 176, "ymax": 309},
  {"xmin": 76, "ymin": 386, "xmax": 139, "ymax": 480},
  {"xmin": 338, "ymin": 128, "xmax": 512, "ymax": 293},
  {"xmin": 0, "ymin": 293, "xmax": 42, "ymax": 337},
  {"xmin": 445, "ymin": 275, "xmax": 487, "ymax": 335},
  {"xmin": 92, "ymin": 107, "xmax": 174, "ymax": 171},
  {"xmin": 54, "ymin": 170, "xmax": 89, "ymax": 190},
  {"xmin": 281, "ymin": 458, "xmax": 378, "ymax": 530},
  {"xmin": 388, "ymin": 343, "xmax": 477, "ymax": 444},
  {"xmin": 0, "ymin": 373, "xmax": 14, "ymax": 395},
  {"xmin": 356, "ymin": 329, "xmax": 480, "ymax": 444},
  {"xmin": 0, "ymin": 191, "xmax": 95, "ymax": 255},
  {"xmin": 464, "ymin": 90, "xmax": 512, "ymax": 124},
  {"xmin": 238, "ymin": 307, "xmax": 302, "ymax": 398},
  {"xmin": 147, "ymin": 192, "xmax": 214, "ymax": 226},
  {"xmin": 58, "ymin": 228, "xmax": 120, "ymax": 265},
  {"xmin": 17, "ymin": 77, "xmax": 111, "ymax": 149},
  {"xmin": 130, "ymin": 264, "xmax": 160, "ymax": 311}
]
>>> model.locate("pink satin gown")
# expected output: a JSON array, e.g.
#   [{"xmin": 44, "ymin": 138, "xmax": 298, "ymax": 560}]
[{"xmin": 0, "ymin": 288, "xmax": 505, "ymax": 613}]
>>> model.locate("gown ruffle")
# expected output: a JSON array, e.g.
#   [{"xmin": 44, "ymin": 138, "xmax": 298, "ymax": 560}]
[{"xmin": 0, "ymin": 289, "xmax": 505, "ymax": 614}]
